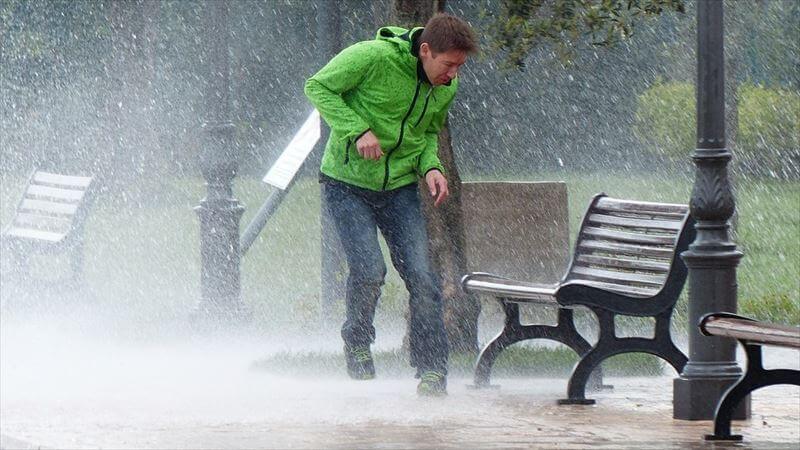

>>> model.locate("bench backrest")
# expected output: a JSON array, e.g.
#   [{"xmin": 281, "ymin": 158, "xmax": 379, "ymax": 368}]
[
  {"xmin": 4, "ymin": 170, "xmax": 94, "ymax": 244},
  {"xmin": 564, "ymin": 193, "xmax": 694, "ymax": 299}
]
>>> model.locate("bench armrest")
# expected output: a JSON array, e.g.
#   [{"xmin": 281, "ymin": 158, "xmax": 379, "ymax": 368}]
[
  {"xmin": 461, "ymin": 272, "xmax": 558, "ymax": 304},
  {"xmin": 699, "ymin": 312, "xmax": 800, "ymax": 349}
]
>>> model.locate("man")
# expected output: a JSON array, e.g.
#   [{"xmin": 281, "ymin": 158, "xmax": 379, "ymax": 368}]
[{"xmin": 305, "ymin": 13, "xmax": 477, "ymax": 396}]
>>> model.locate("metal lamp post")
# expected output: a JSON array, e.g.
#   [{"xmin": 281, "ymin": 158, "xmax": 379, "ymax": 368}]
[
  {"xmin": 193, "ymin": 0, "xmax": 249, "ymax": 327},
  {"xmin": 673, "ymin": 0, "xmax": 750, "ymax": 420}
]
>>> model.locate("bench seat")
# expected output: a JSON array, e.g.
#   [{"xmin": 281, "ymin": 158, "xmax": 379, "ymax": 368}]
[
  {"xmin": 1, "ymin": 169, "xmax": 95, "ymax": 284},
  {"xmin": 462, "ymin": 193, "xmax": 695, "ymax": 404}
]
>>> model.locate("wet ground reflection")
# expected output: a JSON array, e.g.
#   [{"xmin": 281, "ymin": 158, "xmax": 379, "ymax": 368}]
[{"xmin": 1, "ymin": 328, "xmax": 798, "ymax": 449}]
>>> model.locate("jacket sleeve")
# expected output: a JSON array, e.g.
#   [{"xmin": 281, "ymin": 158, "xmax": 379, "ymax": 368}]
[
  {"xmin": 304, "ymin": 42, "xmax": 375, "ymax": 143},
  {"xmin": 417, "ymin": 93, "xmax": 454, "ymax": 177}
]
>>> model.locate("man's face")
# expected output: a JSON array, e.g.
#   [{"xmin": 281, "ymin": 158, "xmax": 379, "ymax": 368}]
[{"xmin": 419, "ymin": 43, "xmax": 467, "ymax": 86}]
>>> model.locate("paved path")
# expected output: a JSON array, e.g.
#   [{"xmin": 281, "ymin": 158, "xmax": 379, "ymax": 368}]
[
  {"xmin": 1, "ymin": 323, "xmax": 798, "ymax": 449},
  {"xmin": 2, "ymin": 363, "xmax": 798, "ymax": 448}
]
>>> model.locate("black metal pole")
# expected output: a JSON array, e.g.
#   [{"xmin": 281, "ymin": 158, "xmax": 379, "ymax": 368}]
[
  {"xmin": 673, "ymin": 0, "xmax": 750, "ymax": 420},
  {"xmin": 193, "ymin": 0, "xmax": 248, "ymax": 327}
]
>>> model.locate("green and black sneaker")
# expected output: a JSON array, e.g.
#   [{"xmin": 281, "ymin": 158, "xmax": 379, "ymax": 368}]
[
  {"xmin": 345, "ymin": 345, "xmax": 375, "ymax": 380},
  {"xmin": 416, "ymin": 370, "xmax": 447, "ymax": 397}
]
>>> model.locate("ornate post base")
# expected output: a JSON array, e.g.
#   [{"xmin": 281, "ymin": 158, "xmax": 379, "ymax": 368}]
[
  {"xmin": 192, "ymin": 198, "xmax": 251, "ymax": 330},
  {"xmin": 673, "ymin": 230, "xmax": 750, "ymax": 420},
  {"xmin": 674, "ymin": 374, "xmax": 749, "ymax": 420}
]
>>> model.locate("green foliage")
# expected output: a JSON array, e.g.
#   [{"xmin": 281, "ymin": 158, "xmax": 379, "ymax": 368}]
[
  {"xmin": 2, "ymin": 172, "xmax": 796, "ymax": 330},
  {"xmin": 634, "ymin": 80, "xmax": 800, "ymax": 177},
  {"xmin": 632, "ymin": 79, "xmax": 695, "ymax": 157},
  {"xmin": 738, "ymin": 83, "xmax": 800, "ymax": 162},
  {"xmin": 485, "ymin": 0, "xmax": 686, "ymax": 67}
]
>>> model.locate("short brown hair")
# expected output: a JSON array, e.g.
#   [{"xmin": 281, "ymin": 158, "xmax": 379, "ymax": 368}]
[{"xmin": 419, "ymin": 13, "xmax": 478, "ymax": 55}]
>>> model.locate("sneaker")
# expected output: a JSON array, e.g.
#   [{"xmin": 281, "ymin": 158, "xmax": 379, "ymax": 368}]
[
  {"xmin": 345, "ymin": 345, "xmax": 375, "ymax": 380},
  {"xmin": 416, "ymin": 370, "xmax": 447, "ymax": 397}
]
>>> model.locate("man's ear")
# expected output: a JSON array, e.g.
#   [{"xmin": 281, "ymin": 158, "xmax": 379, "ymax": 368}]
[{"xmin": 419, "ymin": 42, "xmax": 430, "ymax": 58}]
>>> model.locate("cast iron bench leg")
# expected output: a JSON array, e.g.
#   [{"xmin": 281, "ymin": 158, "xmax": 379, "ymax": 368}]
[
  {"xmin": 706, "ymin": 343, "xmax": 800, "ymax": 441},
  {"xmin": 559, "ymin": 309, "xmax": 687, "ymax": 405},
  {"xmin": 474, "ymin": 301, "xmax": 598, "ymax": 388}
]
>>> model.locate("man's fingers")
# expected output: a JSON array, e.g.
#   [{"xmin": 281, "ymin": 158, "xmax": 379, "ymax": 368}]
[
  {"xmin": 355, "ymin": 131, "xmax": 384, "ymax": 160},
  {"xmin": 367, "ymin": 146, "xmax": 382, "ymax": 160},
  {"xmin": 433, "ymin": 178, "xmax": 449, "ymax": 207},
  {"xmin": 358, "ymin": 145, "xmax": 382, "ymax": 160},
  {"xmin": 434, "ymin": 189, "xmax": 446, "ymax": 207}
]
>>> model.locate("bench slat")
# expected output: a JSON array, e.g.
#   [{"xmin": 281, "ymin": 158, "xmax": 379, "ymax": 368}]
[
  {"xmin": 570, "ymin": 265, "xmax": 667, "ymax": 287},
  {"xmin": 588, "ymin": 213, "xmax": 684, "ymax": 231},
  {"xmin": 576, "ymin": 254, "xmax": 671, "ymax": 273},
  {"xmin": 582, "ymin": 226, "xmax": 676, "ymax": 246},
  {"xmin": 463, "ymin": 276, "xmax": 558, "ymax": 304},
  {"xmin": 26, "ymin": 184, "xmax": 86, "ymax": 202},
  {"xmin": 19, "ymin": 199, "xmax": 79, "ymax": 216},
  {"xmin": 4, "ymin": 226, "xmax": 66, "ymax": 243},
  {"xmin": 579, "ymin": 239, "xmax": 674, "ymax": 259},
  {"xmin": 33, "ymin": 171, "xmax": 92, "ymax": 188},
  {"xmin": 704, "ymin": 316, "xmax": 800, "ymax": 349},
  {"xmin": 595, "ymin": 197, "xmax": 688, "ymax": 216},
  {"xmin": 13, "ymin": 212, "xmax": 73, "ymax": 233},
  {"xmin": 562, "ymin": 280, "xmax": 659, "ymax": 298}
]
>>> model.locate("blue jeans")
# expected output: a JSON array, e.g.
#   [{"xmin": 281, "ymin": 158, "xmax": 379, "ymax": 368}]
[{"xmin": 322, "ymin": 179, "xmax": 448, "ymax": 375}]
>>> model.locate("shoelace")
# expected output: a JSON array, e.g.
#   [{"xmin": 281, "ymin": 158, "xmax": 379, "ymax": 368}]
[
  {"xmin": 352, "ymin": 348, "xmax": 372, "ymax": 363},
  {"xmin": 420, "ymin": 371, "xmax": 444, "ymax": 383}
]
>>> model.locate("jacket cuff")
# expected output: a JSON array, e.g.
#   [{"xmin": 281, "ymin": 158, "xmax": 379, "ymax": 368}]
[
  {"xmin": 340, "ymin": 127, "xmax": 371, "ymax": 143},
  {"xmin": 355, "ymin": 129, "xmax": 370, "ymax": 141},
  {"xmin": 423, "ymin": 166, "xmax": 445, "ymax": 178}
]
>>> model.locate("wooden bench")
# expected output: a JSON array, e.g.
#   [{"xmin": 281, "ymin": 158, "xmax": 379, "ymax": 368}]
[
  {"xmin": 461, "ymin": 193, "xmax": 695, "ymax": 404},
  {"xmin": 1, "ymin": 169, "xmax": 95, "ymax": 284},
  {"xmin": 699, "ymin": 312, "xmax": 800, "ymax": 441}
]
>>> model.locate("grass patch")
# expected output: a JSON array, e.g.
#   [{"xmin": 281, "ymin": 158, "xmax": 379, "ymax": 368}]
[
  {"xmin": 252, "ymin": 345, "xmax": 665, "ymax": 378},
  {"xmin": 468, "ymin": 170, "xmax": 799, "ymax": 325},
  {"xmin": 1, "ymin": 171, "xmax": 797, "ymax": 329}
]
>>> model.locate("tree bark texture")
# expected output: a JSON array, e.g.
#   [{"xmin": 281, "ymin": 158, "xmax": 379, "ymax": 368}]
[
  {"xmin": 391, "ymin": 0, "xmax": 480, "ymax": 354},
  {"xmin": 105, "ymin": 0, "xmax": 161, "ymax": 193}
]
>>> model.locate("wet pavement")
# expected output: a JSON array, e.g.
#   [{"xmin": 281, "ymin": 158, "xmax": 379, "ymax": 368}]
[
  {"xmin": 2, "ymin": 361, "xmax": 799, "ymax": 448},
  {"xmin": 1, "ymin": 324, "xmax": 798, "ymax": 449}
]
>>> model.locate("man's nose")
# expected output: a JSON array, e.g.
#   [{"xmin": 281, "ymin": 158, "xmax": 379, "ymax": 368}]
[{"xmin": 447, "ymin": 67, "xmax": 458, "ymax": 78}]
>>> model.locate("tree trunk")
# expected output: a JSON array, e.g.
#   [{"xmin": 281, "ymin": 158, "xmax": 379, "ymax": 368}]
[
  {"xmin": 105, "ymin": 0, "xmax": 161, "ymax": 196},
  {"xmin": 318, "ymin": 0, "xmax": 346, "ymax": 325},
  {"xmin": 420, "ymin": 125, "xmax": 480, "ymax": 353},
  {"xmin": 391, "ymin": 0, "xmax": 480, "ymax": 354}
]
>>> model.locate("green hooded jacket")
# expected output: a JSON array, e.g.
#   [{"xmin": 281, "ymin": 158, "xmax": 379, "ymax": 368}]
[{"xmin": 304, "ymin": 26, "xmax": 456, "ymax": 191}]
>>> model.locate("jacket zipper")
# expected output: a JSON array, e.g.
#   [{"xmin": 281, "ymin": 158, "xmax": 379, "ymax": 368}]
[
  {"xmin": 413, "ymin": 86, "xmax": 433, "ymax": 127},
  {"xmin": 344, "ymin": 140, "xmax": 351, "ymax": 164},
  {"xmin": 382, "ymin": 79, "xmax": 422, "ymax": 190}
]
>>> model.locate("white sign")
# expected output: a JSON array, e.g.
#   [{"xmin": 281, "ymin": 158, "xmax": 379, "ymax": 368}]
[{"xmin": 262, "ymin": 109, "xmax": 321, "ymax": 190}]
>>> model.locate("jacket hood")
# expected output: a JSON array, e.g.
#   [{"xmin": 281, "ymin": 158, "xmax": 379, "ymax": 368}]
[
  {"xmin": 376, "ymin": 26, "xmax": 423, "ymax": 54},
  {"xmin": 376, "ymin": 26, "xmax": 432, "ymax": 84}
]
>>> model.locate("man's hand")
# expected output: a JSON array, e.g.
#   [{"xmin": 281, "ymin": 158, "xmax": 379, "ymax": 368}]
[
  {"xmin": 356, "ymin": 130, "xmax": 383, "ymax": 160},
  {"xmin": 425, "ymin": 169, "xmax": 449, "ymax": 207}
]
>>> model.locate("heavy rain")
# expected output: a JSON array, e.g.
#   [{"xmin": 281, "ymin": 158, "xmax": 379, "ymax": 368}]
[{"xmin": 1, "ymin": 0, "xmax": 798, "ymax": 448}]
